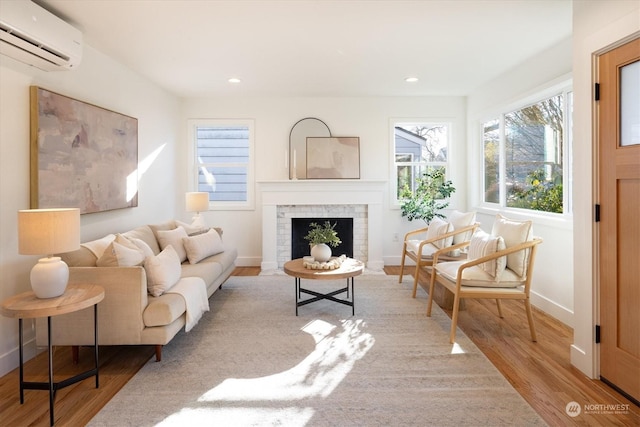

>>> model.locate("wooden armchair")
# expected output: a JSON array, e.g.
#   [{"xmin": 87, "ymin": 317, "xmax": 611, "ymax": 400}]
[
  {"xmin": 399, "ymin": 212, "xmax": 479, "ymax": 299},
  {"xmin": 426, "ymin": 215, "xmax": 542, "ymax": 343}
]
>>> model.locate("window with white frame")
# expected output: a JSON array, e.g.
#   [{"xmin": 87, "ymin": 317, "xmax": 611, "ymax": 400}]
[
  {"xmin": 188, "ymin": 119, "xmax": 254, "ymax": 209},
  {"xmin": 481, "ymin": 89, "xmax": 572, "ymax": 214},
  {"xmin": 392, "ymin": 121, "xmax": 450, "ymax": 202}
]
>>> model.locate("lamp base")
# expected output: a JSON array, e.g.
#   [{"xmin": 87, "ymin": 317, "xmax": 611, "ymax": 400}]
[
  {"xmin": 191, "ymin": 213, "xmax": 206, "ymax": 230},
  {"xmin": 30, "ymin": 256, "xmax": 69, "ymax": 298}
]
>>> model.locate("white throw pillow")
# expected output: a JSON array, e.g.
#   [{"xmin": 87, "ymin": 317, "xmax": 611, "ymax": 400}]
[
  {"xmin": 467, "ymin": 230, "xmax": 507, "ymax": 278},
  {"xmin": 182, "ymin": 228, "xmax": 225, "ymax": 264},
  {"xmin": 96, "ymin": 235, "xmax": 145, "ymax": 267},
  {"xmin": 448, "ymin": 210, "xmax": 476, "ymax": 245},
  {"xmin": 144, "ymin": 245, "xmax": 182, "ymax": 297},
  {"xmin": 175, "ymin": 219, "xmax": 209, "ymax": 236},
  {"xmin": 491, "ymin": 214, "xmax": 533, "ymax": 277},
  {"xmin": 126, "ymin": 237, "xmax": 155, "ymax": 258},
  {"xmin": 424, "ymin": 217, "xmax": 454, "ymax": 249},
  {"xmin": 80, "ymin": 234, "xmax": 116, "ymax": 258},
  {"xmin": 156, "ymin": 226, "xmax": 188, "ymax": 263}
]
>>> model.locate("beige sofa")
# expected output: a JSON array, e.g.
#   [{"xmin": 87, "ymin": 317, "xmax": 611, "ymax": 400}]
[{"xmin": 35, "ymin": 220, "xmax": 237, "ymax": 361}]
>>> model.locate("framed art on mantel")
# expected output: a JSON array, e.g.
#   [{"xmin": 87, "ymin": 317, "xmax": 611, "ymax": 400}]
[
  {"xmin": 30, "ymin": 86, "xmax": 138, "ymax": 214},
  {"xmin": 306, "ymin": 137, "xmax": 360, "ymax": 179}
]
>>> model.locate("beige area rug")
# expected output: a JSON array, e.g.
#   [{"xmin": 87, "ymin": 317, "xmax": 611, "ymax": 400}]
[{"xmin": 89, "ymin": 274, "xmax": 546, "ymax": 426}]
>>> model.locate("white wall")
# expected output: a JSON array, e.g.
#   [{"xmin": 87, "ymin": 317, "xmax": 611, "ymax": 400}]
[
  {"xmin": 0, "ymin": 46, "xmax": 181, "ymax": 377},
  {"xmin": 466, "ymin": 37, "xmax": 574, "ymax": 326},
  {"xmin": 571, "ymin": 0, "xmax": 639, "ymax": 378},
  {"xmin": 180, "ymin": 96, "xmax": 468, "ymax": 267}
]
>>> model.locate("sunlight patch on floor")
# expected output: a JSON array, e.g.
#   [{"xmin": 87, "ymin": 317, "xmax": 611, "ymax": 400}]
[
  {"xmin": 155, "ymin": 407, "xmax": 314, "ymax": 427},
  {"xmin": 198, "ymin": 318, "xmax": 375, "ymax": 402}
]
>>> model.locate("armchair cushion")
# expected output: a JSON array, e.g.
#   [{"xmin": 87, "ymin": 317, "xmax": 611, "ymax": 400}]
[
  {"xmin": 436, "ymin": 260, "xmax": 524, "ymax": 288},
  {"xmin": 491, "ymin": 214, "xmax": 533, "ymax": 276},
  {"xmin": 449, "ymin": 210, "xmax": 476, "ymax": 244},
  {"xmin": 468, "ymin": 230, "xmax": 506, "ymax": 278},
  {"xmin": 406, "ymin": 240, "xmax": 439, "ymax": 259},
  {"xmin": 425, "ymin": 217, "xmax": 454, "ymax": 249}
]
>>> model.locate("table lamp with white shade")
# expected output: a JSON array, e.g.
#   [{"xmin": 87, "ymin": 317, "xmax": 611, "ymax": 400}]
[
  {"xmin": 185, "ymin": 192, "xmax": 209, "ymax": 229},
  {"xmin": 18, "ymin": 208, "xmax": 80, "ymax": 299}
]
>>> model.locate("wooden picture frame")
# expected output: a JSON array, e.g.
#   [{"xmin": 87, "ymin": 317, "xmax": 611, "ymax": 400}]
[
  {"xmin": 306, "ymin": 137, "xmax": 360, "ymax": 179},
  {"xmin": 30, "ymin": 87, "xmax": 138, "ymax": 214}
]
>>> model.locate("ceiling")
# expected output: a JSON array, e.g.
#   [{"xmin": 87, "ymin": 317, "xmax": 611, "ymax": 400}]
[{"xmin": 39, "ymin": 0, "xmax": 572, "ymax": 98}]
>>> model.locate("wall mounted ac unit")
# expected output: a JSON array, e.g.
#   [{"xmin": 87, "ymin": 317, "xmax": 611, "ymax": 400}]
[{"xmin": 0, "ymin": 1, "xmax": 82, "ymax": 71}]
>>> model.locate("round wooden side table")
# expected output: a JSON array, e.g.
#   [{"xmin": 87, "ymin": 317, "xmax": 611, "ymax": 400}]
[{"xmin": 1, "ymin": 283, "xmax": 104, "ymax": 426}]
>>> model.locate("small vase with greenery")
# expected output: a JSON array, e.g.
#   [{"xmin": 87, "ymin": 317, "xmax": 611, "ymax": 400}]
[
  {"xmin": 304, "ymin": 221, "xmax": 341, "ymax": 262},
  {"xmin": 399, "ymin": 168, "xmax": 456, "ymax": 223}
]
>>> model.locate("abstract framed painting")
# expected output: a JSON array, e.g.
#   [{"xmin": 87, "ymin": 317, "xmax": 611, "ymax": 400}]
[
  {"xmin": 306, "ymin": 137, "xmax": 360, "ymax": 179},
  {"xmin": 30, "ymin": 86, "xmax": 138, "ymax": 214}
]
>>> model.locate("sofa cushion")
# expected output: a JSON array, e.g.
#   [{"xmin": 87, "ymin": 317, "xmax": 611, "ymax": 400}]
[
  {"xmin": 143, "ymin": 293, "xmax": 186, "ymax": 327},
  {"xmin": 156, "ymin": 226, "xmax": 189, "ymax": 262},
  {"xmin": 181, "ymin": 259, "xmax": 223, "ymax": 286},
  {"xmin": 406, "ymin": 240, "xmax": 439, "ymax": 259},
  {"xmin": 182, "ymin": 229, "xmax": 225, "ymax": 264},
  {"xmin": 145, "ymin": 245, "xmax": 182, "ymax": 297}
]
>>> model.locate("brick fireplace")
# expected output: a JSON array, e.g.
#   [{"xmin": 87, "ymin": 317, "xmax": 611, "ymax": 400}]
[{"xmin": 259, "ymin": 180, "xmax": 385, "ymax": 271}]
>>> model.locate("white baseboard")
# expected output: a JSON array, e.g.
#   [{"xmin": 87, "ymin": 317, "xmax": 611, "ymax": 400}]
[
  {"xmin": 530, "ymin": 290, "xmax": 573, "ymax": 327},
  {"xmin": 0, "ymin": 337, "xmax": 38, "ymax": 378}
]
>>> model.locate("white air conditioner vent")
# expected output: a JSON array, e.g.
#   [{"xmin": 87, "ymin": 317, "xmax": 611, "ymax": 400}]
[{"xmin": 0, "ymin": 1, "xmax": 82, "ymax": 71}]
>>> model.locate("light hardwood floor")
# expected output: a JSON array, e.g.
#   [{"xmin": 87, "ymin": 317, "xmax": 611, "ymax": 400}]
[{"xmin": 0, "ymin": 267, "xmax": 637, "ymax": 426}]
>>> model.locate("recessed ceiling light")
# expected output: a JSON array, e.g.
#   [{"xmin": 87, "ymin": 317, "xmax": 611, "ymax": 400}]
[
  {"xmin": 405, "ymin": 77, "xmax": 419, "ymax": 83},
  {"xmin": 228, "ymin": 78, "xmax": 241, "ymax": 83}
]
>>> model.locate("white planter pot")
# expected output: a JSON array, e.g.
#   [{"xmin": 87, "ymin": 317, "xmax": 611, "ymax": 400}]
[{"xmin": 310, "ymin": 243, "xmax": 332, "ymax": 263}]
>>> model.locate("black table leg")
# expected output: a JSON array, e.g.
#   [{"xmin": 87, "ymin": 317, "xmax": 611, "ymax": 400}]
[
  {"xmin": 18, "ymin": 318, "xmax": 24, "ymax": 404},
  {"xmin": 48, "ymin": 316, "xmax": 54, "ymax": 426},
  {"xmin": 94, "ymin": 303, "xmax": 99, "ymax": 388}
]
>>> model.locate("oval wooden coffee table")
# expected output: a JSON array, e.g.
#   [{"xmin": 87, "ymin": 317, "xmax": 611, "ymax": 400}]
[{"xmin": 283, "ymin": 257, "xmax": 364, "ymax": 315}]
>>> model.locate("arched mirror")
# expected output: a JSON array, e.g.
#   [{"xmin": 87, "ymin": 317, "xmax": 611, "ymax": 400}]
[{"xmin": 289, "ymin": 117, "xmax": 331, "ymax": 179}]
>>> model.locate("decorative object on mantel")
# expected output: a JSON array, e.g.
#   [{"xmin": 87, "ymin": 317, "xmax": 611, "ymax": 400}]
[
  {"xmin": 18, "ymin": 208, "xmax": 80, "ymax": 298},
  {"xmin": 289, "ymin": 117, "xmax": 331, "ymax": 180},
  {"xmin": 306, "ymin": 137, "xmax": 360, "ymax": 179},
  {"xmin": 303, "ymin": 254, "xmax": 347, "ymax": 270},
  {"xmin": 400, "ymin": 168, "xmax": 456, "ymax": 224},
  {"xmin": 185, "ymin": 192, "xmax": 209, "ymax": 229},
  {"xmin": 304, "ymin": 221, "xmax": 342, "ymax": 263},
  {"xmin": 30, "ymin": 86, "xmax": 138, "ymax": 214}
]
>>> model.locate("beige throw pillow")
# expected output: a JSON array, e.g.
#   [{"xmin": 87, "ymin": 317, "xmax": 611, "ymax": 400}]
[
  {"xmin": 96, "ymin": 234, "xmax": 145, "ymax": 267},
  {"xmin": 424, "ymin": 217, "xmax": 454, "ymax": 249},
  {"xmin": 144, "ymin": 245, "xmax": 182, "ymax": 297},
  {"xmin": 468, "ymin": 230, "xmax": 507, "ymax": 278},
  {"xmin": 156, "ymin": 226, "xmax": 189, "ymax": 263},
  {"xmin": 182, "ymin": 228, "xmax": 225, "ymax": 264},
  {"xmin": 491, "ymin": 214, "xmax": 533, "ymax": 277}
]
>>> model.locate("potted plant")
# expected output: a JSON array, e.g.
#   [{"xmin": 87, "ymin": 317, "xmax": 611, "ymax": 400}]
[
  {"xmin": 304, "ymin": 221, "xmax": 342, "ymax": 262},
  {"xmin": 399, "ymin": 168, "xmax": 456, "ymax": 223}
]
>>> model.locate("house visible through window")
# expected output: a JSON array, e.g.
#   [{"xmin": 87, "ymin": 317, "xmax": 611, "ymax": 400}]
[
  {"xmin": 393, "ymin": 122, "xmax": 449, "ymax": 202},
  {"xmin": 482, "ymin": 90, "xmax": 571, "ymax": 214},
  {"xmin": 189, "ymin": 119, "xmax": 254, "ymax": 209}
]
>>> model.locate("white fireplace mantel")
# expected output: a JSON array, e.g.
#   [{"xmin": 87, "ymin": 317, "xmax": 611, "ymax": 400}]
[{"xmin": 259, "ymin": 180, "xmax": 386, "ymax": 271}]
